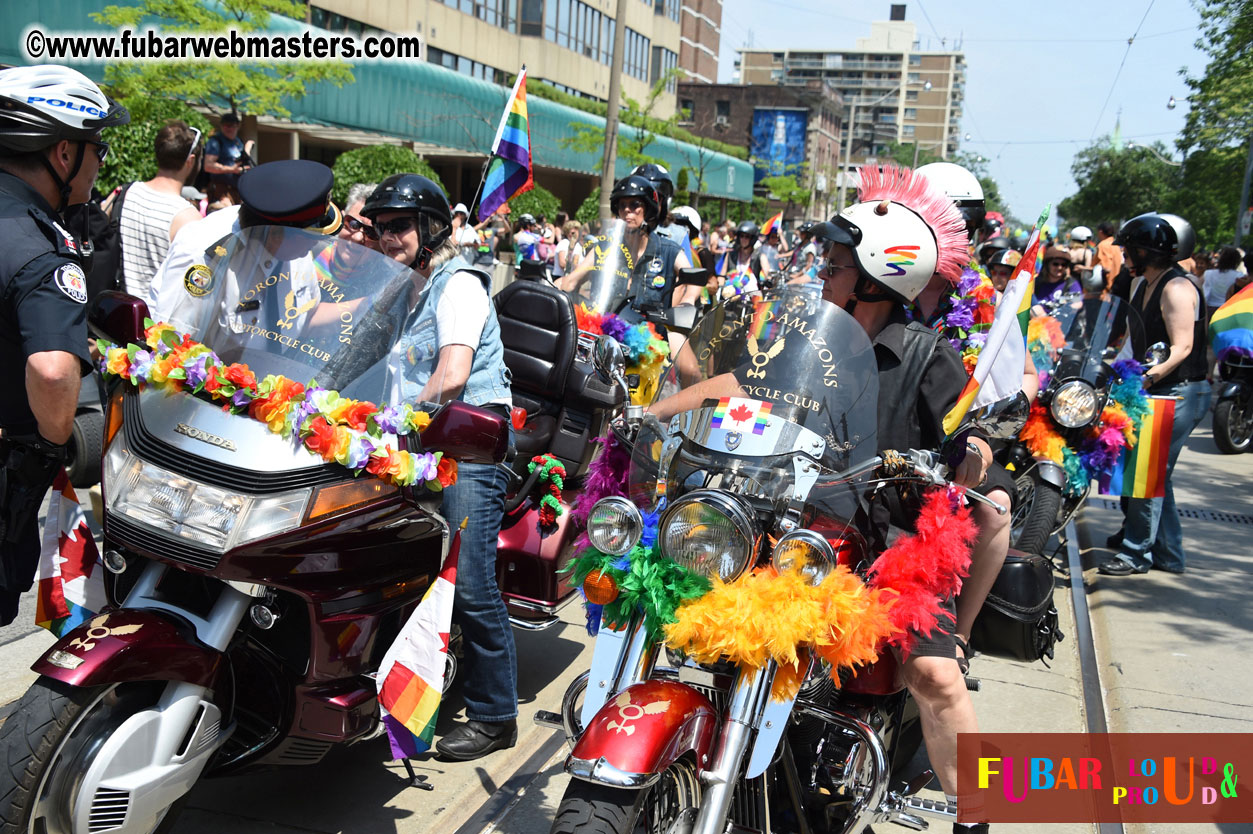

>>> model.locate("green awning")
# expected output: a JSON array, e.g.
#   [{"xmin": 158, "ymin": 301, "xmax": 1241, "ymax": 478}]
[{"xmin": 2, "ymin": 0, "xmax": 753, "ymax": 199}]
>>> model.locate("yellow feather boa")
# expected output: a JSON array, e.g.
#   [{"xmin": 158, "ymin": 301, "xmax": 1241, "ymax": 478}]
[{"xmin": 663, "ymin": 566, "xmax": 899, "ymax": 701}]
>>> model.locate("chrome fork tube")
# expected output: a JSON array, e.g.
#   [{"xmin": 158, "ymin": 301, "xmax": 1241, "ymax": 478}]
[
  {"xmin": 691, "ymin": 660, "xmax": 777, "ymax": 834},
  {"xmin": 611, "ymin": 614, "xmax": 658, "ymax": 692}
]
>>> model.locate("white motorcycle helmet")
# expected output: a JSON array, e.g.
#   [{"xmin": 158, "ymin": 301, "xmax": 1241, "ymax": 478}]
[
  {"xmin": 823, "ymin": 165, "xmax": 969, "ymax": 305},
  {"xmin": 671, "ymin": 205, "xmax": 701, "ymax": 236},
  {"xmin": 0, "ymin": 64, "xmax": 129, "ymax": 152},
  {"xmin": 1069, "ymin": 225, "xmax": 1094, "ymax": 243},
  {"xmin": 917, "ymin": 161, "xmax": 985, "ymax": 242}
]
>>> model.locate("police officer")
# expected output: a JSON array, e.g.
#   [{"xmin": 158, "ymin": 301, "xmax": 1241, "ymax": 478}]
[{"xmin": 0, "ymin": 65, "xmax": 130, "ymax": 624}]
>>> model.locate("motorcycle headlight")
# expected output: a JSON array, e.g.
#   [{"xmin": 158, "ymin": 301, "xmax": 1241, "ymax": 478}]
[
  {"xmin": 103, "ymin": 435, "xmax": 310, "ymax": 554},
  {"xmin": 659, "ymin": 491, "xmax": 760, "ymax": 583},
  {"xmin": 1050, "ymin": 380, "xmax": 1100, "ymax": 428},
  {"xmin": 771, "ymin": 529, "xmax": 836, "ymax": 586},
  {"xmin": 587, "ymin": 497, "xmax": 643, "ymax": 556}
]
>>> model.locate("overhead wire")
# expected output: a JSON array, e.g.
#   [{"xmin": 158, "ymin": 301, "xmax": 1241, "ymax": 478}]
[{"xmin": 1088, "ymin": 0, "xmax": 1158, "ymax": 141}]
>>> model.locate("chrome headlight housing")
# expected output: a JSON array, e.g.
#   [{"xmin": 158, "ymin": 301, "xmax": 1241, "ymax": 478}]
[
  {"xmin": 771, "ymin": 529, "xmax": 836, "ymax": 586},
  {"xmin": 1050, "ymin": 379, "xmax": 1101, "ymax": 428},
  {"xmin": 587, "ymin": 497, "xmax": 643, "ymax": 556},
  {"xmin": 103, "ymin": 433, "xmax": 310, "ymax": 554},
  {"xmin": 659, "ymin": 491, "xmax": 760, "ymax": 583}
]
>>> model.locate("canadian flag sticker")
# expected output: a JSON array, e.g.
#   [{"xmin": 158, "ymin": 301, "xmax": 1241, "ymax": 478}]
[{"xmin": 710, "ymin": 397, "xmax": 772, "ymax": 436}]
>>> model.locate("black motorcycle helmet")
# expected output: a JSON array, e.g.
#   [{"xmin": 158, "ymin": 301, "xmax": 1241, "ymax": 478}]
[
  {"xmin": 630, "ymin": 163, "xmax": 673, "ymax": 217},
  {"xmin": 362, "ymin": 173, "xmax": 452, "ymax": 270},
  {"xmin": 610, "ymin": 175, "xmax": 661, "ymax": 228},
  {"xmin": 797, "ymin": 220, "xmax": 816, "ymax": 237},
  {"xmin": 1010, "ymin": 229, "xmax": 1031, "ymax": 252},
  {"xmin": 982, "ymin": 216, "xmax": 1004, "ymax": 240},
  {"xmin": 978, "ymin": 235, "xmax": 1011, "ymax": 265},
  {"xmin": 1115, "ymin": 211, "xmax": 1196, "ymax": 275},
  {"xmin": 735, "ymin": 220, "xmax": 759, "ymax": 241},
  {"xmin": 518, "ymin": 213, "xmax": 536, "ymax": 229}
]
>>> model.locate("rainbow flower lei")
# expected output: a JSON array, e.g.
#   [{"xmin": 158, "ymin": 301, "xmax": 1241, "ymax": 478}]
[
  {"xmin": 99, "ymin": 321, "xmax": 458, "ymax": 491},
  {"xmin": 911, "ymin": 262, "xmax": 997, "ymax": 373}
]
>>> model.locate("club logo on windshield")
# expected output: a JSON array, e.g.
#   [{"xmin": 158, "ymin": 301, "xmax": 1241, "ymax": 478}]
[
  {"xmin": 276, "ymin": 287, "xmax": 318, "ymax": 330},
  {"xmin": 746, "ymin": 334, "xmax": 786, "ymax": 379}
]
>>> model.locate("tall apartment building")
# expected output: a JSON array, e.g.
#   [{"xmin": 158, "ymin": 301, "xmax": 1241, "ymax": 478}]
[
  {"xmin": 679, "ymin": 0, "xmax": 720, "ymax": 84},
  {"xmin": 309, "ymin": 0, "xmax": 683, "ymax": 116},
  {"xmin": 734, "ymin": 7, "xmax": 964, "ymax": 169}
]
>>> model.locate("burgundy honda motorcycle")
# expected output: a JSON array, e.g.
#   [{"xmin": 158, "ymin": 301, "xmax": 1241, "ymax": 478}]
[{"xmin": 0, "ymin": 228, "xmax": 508, "ymax": 833}]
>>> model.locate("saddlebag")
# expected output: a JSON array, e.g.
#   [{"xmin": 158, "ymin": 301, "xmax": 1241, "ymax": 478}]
[{"xmin": 970, "ymin": 550, "xmax": 1064, "ymax": 663}]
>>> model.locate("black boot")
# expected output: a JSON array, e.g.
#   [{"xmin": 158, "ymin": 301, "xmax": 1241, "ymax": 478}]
[
  {"xmin": 435, "ymin": 718, "xmax": 518, "ymax": 761},
  {"xmin": 954, "ymin": 825, "xmax": 989, "ymax": 834}
]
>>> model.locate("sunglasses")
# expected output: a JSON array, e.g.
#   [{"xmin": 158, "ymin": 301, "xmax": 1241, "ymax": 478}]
[
  {"xmin": 185, "ymin": 127, "xmax": 202, "ymax": 159},
  {"xmin": 86, "ymin": 139, "xmax": 109, "ymax": 163},
  {"xmin": 344, "ymin": 214, "xmax": 379, "ymax": 240},
  {"xmin": 375, "ymin": 216, "xmax": 419, "ymax": 237},
  {"xmin": 619, "ymin": 199, "xmax": 646, "ymax": 213}
]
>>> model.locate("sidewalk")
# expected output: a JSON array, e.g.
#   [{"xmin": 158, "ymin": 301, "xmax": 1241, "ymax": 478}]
[{"xmin": 1075, "ymin": 412, "xmax": 1253, "ymax": 834}]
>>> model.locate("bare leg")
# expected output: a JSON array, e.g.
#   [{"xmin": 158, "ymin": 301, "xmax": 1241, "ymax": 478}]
[
  {"xmin": 954, "ymin": 487, "xmax": 1012, "ymax": 655},
  {"xmin": 901, "ymin": 654, "xmax": 979, "ymax": 796}
]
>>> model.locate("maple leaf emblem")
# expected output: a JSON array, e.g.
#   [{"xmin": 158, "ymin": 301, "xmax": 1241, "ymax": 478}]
[{"xmin": 729, "ymin": 404, "xmax": 753, "ymax": 424}]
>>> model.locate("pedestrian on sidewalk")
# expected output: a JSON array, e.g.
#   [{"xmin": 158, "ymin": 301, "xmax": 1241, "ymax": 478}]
[{"xmin": 1099, "ymin": 213, "xmax": 1210, "ymax": 576}]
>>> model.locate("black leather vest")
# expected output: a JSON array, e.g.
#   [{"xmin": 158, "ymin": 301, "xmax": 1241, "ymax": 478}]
[{"xmin": 1132, "ymin": 267, "xmax": 1208, "ymax": 388}]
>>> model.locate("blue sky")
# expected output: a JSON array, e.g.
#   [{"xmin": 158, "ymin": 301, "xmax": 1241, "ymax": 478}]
[{"xmin": 717, "ymin": 0, "xmax": 1208, "ymax": 226}]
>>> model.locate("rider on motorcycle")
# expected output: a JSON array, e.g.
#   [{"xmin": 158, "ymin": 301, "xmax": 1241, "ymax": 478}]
[
  {"xmin": 559, "ymin": 175, "xmax": 693, "ymax": 315},
  {"xmin": 651, "ymin": 165, "xmax": 992, "ymax": 832},
  {"xmin": 363, "ymin": 173, "xmax": 519, "ymax": 761}
]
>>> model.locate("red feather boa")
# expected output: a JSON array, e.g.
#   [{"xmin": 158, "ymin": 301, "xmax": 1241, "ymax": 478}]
[{"xmin": 866, "ymin": 487, "xmax": 978, "ymax": 655}]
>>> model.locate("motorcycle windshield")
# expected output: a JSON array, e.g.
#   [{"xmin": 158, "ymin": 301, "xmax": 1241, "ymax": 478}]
[
  {"xmin": 627, "ymin": 283, "xmax": 879, "ymax": 523},
  {"xmin": 566, "ymin": 219, "xmax": 633, "ymax": 316},
  {"xmin": 157, "ymin": 225, "xmax": 441, "ymax": 404},
  {"xmin": 1061, "ymin": 296, "xmax": 1147, "ymax": 368}
]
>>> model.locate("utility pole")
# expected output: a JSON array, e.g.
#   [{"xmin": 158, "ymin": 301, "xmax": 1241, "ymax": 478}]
[
  {"xmin": 598, "ymin": 0, "xmax": 630, "ymax": 222},
  {"xmin": 1236, "ymin": 130, "xmax": 1253, "ymax": 246}
]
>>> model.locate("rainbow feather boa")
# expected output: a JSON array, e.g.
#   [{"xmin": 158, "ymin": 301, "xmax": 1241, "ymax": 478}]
[
  {"xmin": 575, "ymin": 305, "xmax": 669, "ymax": 404},
  {"xmin": 1019, "ymin": 358, "xmax": 1148, "ymax": 495},
  {"xmin": 99, "ymin": 320, "xmax": 457, "ymax": 490}
]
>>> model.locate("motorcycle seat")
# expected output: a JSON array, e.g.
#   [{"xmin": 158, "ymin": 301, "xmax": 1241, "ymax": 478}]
[{"xmin": 514, "ymin": 414, "xmax": 557, "ymax": 458}]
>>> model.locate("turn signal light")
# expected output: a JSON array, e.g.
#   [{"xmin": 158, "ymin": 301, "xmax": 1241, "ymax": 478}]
[
  {"xmin": 308, "ymin": 479, "xmax": 398, "ymax": 520},
  {"xmin": 583, "ymin": 571, "xmax": 619, "ymax": 605}
]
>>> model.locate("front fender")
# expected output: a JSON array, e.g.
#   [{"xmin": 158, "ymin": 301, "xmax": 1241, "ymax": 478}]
[
  {"xmin": 566, "ymin": 680, "xmax": 717, "ymax": 788},
  {"xmin": 32, "ymin": 608, "xmax": 222, "ymax": 688},
  {"xmin": 1033, "ymin": 458, "xmax": 1067, "ymax": 489},
  {"xmin": 1219, "ymin": 380, "xmax": 1248, "ymax": 402}
]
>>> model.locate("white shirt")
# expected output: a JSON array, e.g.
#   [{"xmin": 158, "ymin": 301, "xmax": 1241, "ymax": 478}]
[
  {"xmin": 1202, "ymin": 268, "xmax": 1242, "ymax": 308},
  {"xmin": 118, "ymin": 182, "xmax": 195, "ymax": 306},
  {"xmin": 150, "ymin": 206, "xmax": 242, "ymax": 321}
]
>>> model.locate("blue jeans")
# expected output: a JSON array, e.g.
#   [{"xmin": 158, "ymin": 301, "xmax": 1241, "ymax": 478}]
[
  {"xmin": 1117, "ymin": 380, "xmax": 1211, "ymax": 572},
  {"xmin": 441, "ymin": 459, "xmax": 517, "ymax": 722}
]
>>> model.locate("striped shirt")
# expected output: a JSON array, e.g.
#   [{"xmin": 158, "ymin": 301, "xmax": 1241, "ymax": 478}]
[{"xmin": 118, "ymin": 182, "xmax": 193, "ymax": 305}]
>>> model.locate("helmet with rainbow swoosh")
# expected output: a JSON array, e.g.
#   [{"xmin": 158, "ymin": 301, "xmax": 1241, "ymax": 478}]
[{"xmin": 816, "ymin": 165, "xmax": 968, "ymax": 305}]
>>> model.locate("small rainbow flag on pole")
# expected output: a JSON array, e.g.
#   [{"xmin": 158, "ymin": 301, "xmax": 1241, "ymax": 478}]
[
  {"xmin": 376, "ymin": 534, "xmax": 459, "ymax": 758},
  {"xmin": 760, "ymin": 211, "xmax": 784, "ymax": 236},
  {"xmin": 1100, "ymin": 396, "xmax": 1175, "ymax": 499},
  {"xmin": 478, "ymin": 68, "xmax": 533, "ymax": 221},
  {"xmin": 1209, "ymin": 282, "xmax": 1253, "ymax": 363},
  {"xmin": 942, "ymin": 204, "xmax": 1050, "ymax": 437}
]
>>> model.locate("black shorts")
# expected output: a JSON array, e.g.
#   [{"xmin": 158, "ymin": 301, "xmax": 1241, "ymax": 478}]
[
  {"xmin": 974, "ymin": 461, "xmax": 1014, "ymax": 500},
  {"xmin": 904, "ymin": 593, "xmax": 957, "ymax": 659}
]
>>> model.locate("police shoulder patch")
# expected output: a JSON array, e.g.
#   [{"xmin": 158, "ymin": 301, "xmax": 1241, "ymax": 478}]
[
  {"xmin": 184, "ymin": 264, "xmax": 214, "ymax": 297},
  {"xmin": 53, "ymin": 263, "xmax": 87, "ymax": 303}
]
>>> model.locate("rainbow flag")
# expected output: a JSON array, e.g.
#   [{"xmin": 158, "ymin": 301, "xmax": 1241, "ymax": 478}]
[
  {"xmin": 760, "ymin": 211, "xmax": 783, "ymax": 236},
  {"xmin": 376, "ymin": 534, "xmax": 459, "ymax": 758},
  {"xmin": 711, "ymin": 397, "xmax": 772, "ymax": 435},
  {"xmin": 35, "ymin": 470, "xmax": 106, "ymax": 637},
  {"xmin": 1209, "ymin": 282, "xmax": 1253, "ymax": 362},
  {"xmin": 942, "ymin": 204, "xmax": 1050, "ymax": 436},
  {"xmin": 1100, "ymin": 396, "xmax": 1175, "ymax": 499},
  {"xmin": 478, "ymin": 68, "xmax": 533, "ymax": 221}
]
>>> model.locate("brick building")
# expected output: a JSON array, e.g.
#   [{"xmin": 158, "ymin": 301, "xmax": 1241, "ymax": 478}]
[{"xmin": 679, "ymin": 0, "xmax": 720, "ymax": 84}]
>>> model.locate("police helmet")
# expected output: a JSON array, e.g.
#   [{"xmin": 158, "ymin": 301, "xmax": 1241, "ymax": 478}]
[
  {"xmin": 0, "ymin": 64, "xmax": 130, "ymax": 153},
  {"xmin": 362, "ymin": 173, "xmax": 452, "ymax": 269}
]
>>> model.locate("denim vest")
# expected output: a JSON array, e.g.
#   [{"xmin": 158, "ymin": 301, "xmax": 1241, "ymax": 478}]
[
  {"xmin": 630, "ymin": 232, "xmax": 682, "ymax": 312},
  {"xmin": 390, "ymin": 256, "xmax": 512, "ymax": 407}
]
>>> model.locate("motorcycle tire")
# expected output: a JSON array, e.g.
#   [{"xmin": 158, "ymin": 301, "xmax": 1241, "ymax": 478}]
[
  {"xmin": 1012, "ymin": 473, "xmax": 1064, "ymax": 557},
  {"xmin": 1213, "ymin": 399, "xmax": 1252, "ymax": 454},
  {"xmin": 0, "ymin": 678, "xmax": 185, "ymax": 834},
  {"xmin": 549, "ymin": 759, "xmax": 700, "ymax": 834},
  {"xmin": 66, "ymin": 408, "xmax": 104, "ymax": 489}
]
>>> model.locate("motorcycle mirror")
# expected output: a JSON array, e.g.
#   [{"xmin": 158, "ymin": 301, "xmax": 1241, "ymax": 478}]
[
  {"xmin": 967, "ymin": 391, "xmax": 1032, "ymax": 440},
  {"xmin": 1144, "ymin": 341, "xmax": 1169, "ymax": 368},
  {"xmin": 592, "ymin": 335, "xmax": 627, "ymax": 386},
  {"xmin": 666, "ymin": 304, "xmax": 698, "ymax": 336},
  {"xmin": 89, "ymin": 291, "xmax": 151, "ymax": 345},
  {"xmin": 677, "ymin": 267, "xmax": 709, "ymax": 286}
]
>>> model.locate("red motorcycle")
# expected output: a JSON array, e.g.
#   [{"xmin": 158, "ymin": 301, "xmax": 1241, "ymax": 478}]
[{"xmin": 0, "ymin": 228, "xmax": 509, "ymax": 832}]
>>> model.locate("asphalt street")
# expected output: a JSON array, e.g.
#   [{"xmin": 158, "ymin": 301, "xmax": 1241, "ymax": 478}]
[{"xmin": 0, "ymin": 411, "xmax": 1248, "ymax": 834}]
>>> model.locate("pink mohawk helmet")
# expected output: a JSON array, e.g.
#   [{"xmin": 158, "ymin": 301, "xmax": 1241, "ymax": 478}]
[{"xmin": 855, "ymin": 164, "xmax": 970, "ymax": 285}]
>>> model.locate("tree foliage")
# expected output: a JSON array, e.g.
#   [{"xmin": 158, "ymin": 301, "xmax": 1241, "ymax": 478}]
[
  {"xmin": 1180, "ymin": 0, "xmax": 1253, "ymax": 152},
  {"xmin": 560, "ymin": 70, "xmax": 687, "ymax": 172},
  {"xmin": 330, "ymin": 145, "xmax": 443, "ymax": 207},
  {"xmin": 506, "ymin": 184, "xmax": 561, "ymax": 222},
  {"xmin": 576, "ymin": 187, "xmax": 601, "ymax": 226},
  {"xmin": 97, "ymin": 96, "xmax": 213, "ymax": 194},
  {"xmin": 1056, "ymin": 140, "xmax": 1182, "ymax": 231},
  {"xmin": 92, "ymin": 0, "xmax": 353, "ymax": 119},
  {"xmin": 758, "ymin": 172, "xmax": 809, "ymax": 219}
]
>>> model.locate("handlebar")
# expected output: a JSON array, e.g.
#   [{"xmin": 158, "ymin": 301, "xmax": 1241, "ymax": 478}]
[{"xmin": 877, "ymin": 449, "xmax": 1008, "ymax": 515}]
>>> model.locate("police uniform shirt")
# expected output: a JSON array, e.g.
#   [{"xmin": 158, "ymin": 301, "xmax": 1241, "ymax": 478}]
[{"xmin": 0, "ymin": 171, "xmax": 93, "ymax": 432}]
